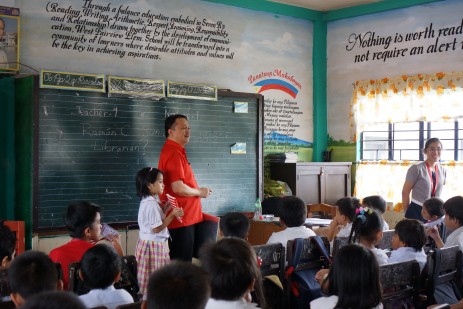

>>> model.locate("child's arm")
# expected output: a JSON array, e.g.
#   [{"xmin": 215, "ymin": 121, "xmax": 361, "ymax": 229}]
[
  {"xmin": 152, "ymin": 208, "xmax": 184, "ymax": 233},
  {"xmin": 427, "ymin": 226, "xmax": 444, "ymax": 248},
  {"xmin": 326, "ymin": 216, "xmax": 342, "ymax": 242}
]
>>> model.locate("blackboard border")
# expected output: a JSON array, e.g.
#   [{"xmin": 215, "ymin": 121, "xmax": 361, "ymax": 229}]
[{"xmin": 32, "ymin": 88, "xmax": 264, "ymax": 233}]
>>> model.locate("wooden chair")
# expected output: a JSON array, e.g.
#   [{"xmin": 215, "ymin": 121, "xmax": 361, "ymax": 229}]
[
  {"xmin": 253, "ymin": 243, "xmax": 286, "ymax": 281},
  {"xmin": 68, "ymin": 255, "xmax": 140, "ymax": 300},
  {"xmin": 377, "ymin": 229, "xmax": 394, "ymax": 250},
  {"xmin": 380, "ymin": 260, "xmax": 421, "ymax": 309},
  {"xmin": 426, "ymin": 246, "xmax": 462, "ymax": 305},
  {"xmin": 3, "ymin": 221, "xmax": 25, "ymax": 255},
  {"xmin": 115, "ymin": 302, "xmax": 142, "ymax": 309},
  {"xmin": 307, "ymin": 204, "xmax": 337, "ymax": 219}
]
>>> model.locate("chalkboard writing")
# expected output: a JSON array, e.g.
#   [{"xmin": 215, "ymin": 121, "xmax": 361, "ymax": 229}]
[
  {"xmin": 40, "ymin": 70, "xmax": 106, "ymax": 92},
  {"xmin": 108, "ymin": 76, "xmax": 165, "ymax": 98},
  {"xmin": 168, "ymin": 81, "xmax": 217, "ymax": 100},
  {"xmin": 35, "ymin": 89, "xmax": 262, "ymax": 229}
]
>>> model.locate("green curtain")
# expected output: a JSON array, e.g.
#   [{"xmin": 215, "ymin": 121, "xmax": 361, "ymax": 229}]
[{"xmin": 0, "ymin": 77, "xmax": 15, "ymax": 220}]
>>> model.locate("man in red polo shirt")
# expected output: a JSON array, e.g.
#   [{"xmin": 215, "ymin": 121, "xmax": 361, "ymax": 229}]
[{"xmin": 158, "ymin": 114, "xmax": 212, "ymax": 261}]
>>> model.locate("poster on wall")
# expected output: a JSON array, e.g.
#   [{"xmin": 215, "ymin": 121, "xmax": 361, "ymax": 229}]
[{"xmin": 0, "ymin": 6, "xmax": 20, "ymax": 71}]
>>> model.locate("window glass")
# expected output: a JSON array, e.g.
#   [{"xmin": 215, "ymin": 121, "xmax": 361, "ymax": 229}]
[{"xmin": 362, "ymin": 123, "xmax": 388, "ymax": 160}]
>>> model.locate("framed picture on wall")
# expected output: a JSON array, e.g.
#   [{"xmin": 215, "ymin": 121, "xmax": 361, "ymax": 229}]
[{"xmin": 0, "ymin": 6, "xmax": 20, "ymax": 71}]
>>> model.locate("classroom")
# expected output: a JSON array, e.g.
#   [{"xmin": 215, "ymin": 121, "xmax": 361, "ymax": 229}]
[{"xmin": 1, "ymin": 0, "xmax": 463, "ymax": 307}]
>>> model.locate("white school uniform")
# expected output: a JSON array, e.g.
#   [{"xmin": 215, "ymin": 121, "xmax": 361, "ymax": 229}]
[
  {"xmin": 267, "ymin": 226, "xmax": 316, "ymax": 248},
  {"xmin": 389, "ymin": 247, "xmax": 427, "ymax": 271},
  {"xmin": 444, "ymin": 226, "xmax": 463, "ymax": 252}
]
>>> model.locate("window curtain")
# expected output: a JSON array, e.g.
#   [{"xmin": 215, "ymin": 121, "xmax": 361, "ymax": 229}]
[
  {"xmin": 355, "ymin": 161, "xmax": 463, "ymax": 208},
  {"xmin": 350, "ymin": 71, "xmax": 463, "ymax": 141},
  {"xmin": 351, "ymin": 71, "xmax": 463, "ymax": 206}
]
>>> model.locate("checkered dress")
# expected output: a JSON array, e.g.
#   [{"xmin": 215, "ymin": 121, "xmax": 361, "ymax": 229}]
[{"xmin": 135, "ymin": 239, "xmax": 170, "ymax": 296}]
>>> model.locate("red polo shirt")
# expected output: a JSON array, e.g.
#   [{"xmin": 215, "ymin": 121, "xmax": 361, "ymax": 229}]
[
  {"xmin": 158, "ymin": 139, "xmax": 203, "ymax": 228},
  {"xmin": 49, "ymin": 238, "xmax": 94, "ymax": 290}
]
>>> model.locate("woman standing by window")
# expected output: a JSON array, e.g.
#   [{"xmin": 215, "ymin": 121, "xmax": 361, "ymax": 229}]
[{"xmin": 402, "ymin": 137, "xmax": 447, "ymax": 222}]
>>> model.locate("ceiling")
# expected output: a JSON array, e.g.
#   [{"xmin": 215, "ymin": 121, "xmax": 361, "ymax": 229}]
[{"xmin": 268, "ymin": 0, "xmax": 385, "ymax": 11}]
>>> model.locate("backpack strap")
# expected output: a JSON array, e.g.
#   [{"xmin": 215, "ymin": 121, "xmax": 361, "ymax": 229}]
[
  {"xmin": 311, "ymin": 236, "xmax": 332, "ymax": 265},
  {"xmin": 285, "ymin": 238, "xmax": 304, "ymax": 279}
]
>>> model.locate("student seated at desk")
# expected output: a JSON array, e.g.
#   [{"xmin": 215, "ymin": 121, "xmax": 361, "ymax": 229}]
[
  {"xmin": 220, "ymin": 212, "xmax": 250, "ymax": 240},
  {"xmin": 78, "ymin": 244, "xmax": 134, "ymax": 309},
  {"xmin": 326, "ymin": 197, "xmax": 360, "ymax": 242},
  {"xmin": 266, "ymin": 196, "xmax": 315, "ymax": 248},
  {"xmin": 389, "ymin": 219, "xmax": 427, "ymax": 271},
  {"xmin": 428, "ymin": 196, "xmax": 463, "ymax": 251}
]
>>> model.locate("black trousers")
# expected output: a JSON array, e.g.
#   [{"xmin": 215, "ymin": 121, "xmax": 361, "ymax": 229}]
[
  {"xmin": 168, "ymin": 224, "xmax": 198, "ymax": 262},
  {"xmin": 404, "ymin": 201, "xmax": 426, "ymax": 222}
]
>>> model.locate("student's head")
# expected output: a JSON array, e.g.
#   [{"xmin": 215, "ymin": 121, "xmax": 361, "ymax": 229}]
[
  {"xmin": 336, "ymin": 197, "xmax": 361, "ymax": 223},
  {"xmin": 362, "ymin": 195, "xmax": 387, "ymax": 214},
  {"xmin": 349, "ymin": 207, "xmax": 383, "ymax": 245},
  {"xmin": 143, "ymin": 261, "xmax": 210, "ymax": 309},
  {"xmin": 392, "ymin": 219, "xmax": 427, "ymax": 251},
  {"xmin": 79, "ymin": 244, "xmax": 121, "ymax": 289},
  {"xmin": 136, "ymin": 167, "xmax": 164, "ymax": 199},
  {"xmin": 65, "ymin": 201, "xmax": 101, "ymax": 240},
  {"xmin": 164, "ymin": 114, "xmax": 190, "ymax": 145},
  {"xmin": 219, "ymin": 212, "xmax": 250, "ymax": 239},
  {"xmin": 19, "ymin": 291, "xmax": 86, "ymax": 309},
  {"xmin": 8, "ymin": 250, "xmax": 62, "ymax": 307},
  {"xmin": 422, "ymin": 197, "xmax": 444, "ymax": 221},
  {"xmin": 443, "ymin": 196, "xmax": 463, "ymax": 229},
  {"xmin": 0, "ymin": 220, "xmax": 16, "ymax": 267},
  {"xmin": 278, "ymin": 196, "xmax": 307, "ymax": 227},
  {"xmin": 328, "ymin": 244, "xmax": 382, "ymax": 308},
  {"xmin": 199, "ymin": 238, "xmax": 264, "ymax": 304}
]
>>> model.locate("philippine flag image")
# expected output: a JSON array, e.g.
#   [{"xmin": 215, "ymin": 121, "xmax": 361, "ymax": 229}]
[{"xmin": 254, "ymin": 79, "xmax": 299, "ymax": 99}]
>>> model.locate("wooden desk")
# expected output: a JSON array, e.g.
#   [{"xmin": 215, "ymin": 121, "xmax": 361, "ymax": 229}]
[{"xmin": 248, "ymin": 220, "xmax": 284, "ymax": 245}]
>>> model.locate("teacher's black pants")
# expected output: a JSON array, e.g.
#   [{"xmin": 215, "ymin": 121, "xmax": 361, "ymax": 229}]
[{"xmin": 168, "ymin": 224, "xmax": 198, "ymax": 262}]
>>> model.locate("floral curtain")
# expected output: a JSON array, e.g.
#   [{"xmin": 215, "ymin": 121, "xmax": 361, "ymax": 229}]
[
  {"xmin": 351, "ymin": 71, "xmax": 463, "ymax": 206},
  {"xmin": 350, "ymin": 71, "xmax": 463, "ymax": 141}
]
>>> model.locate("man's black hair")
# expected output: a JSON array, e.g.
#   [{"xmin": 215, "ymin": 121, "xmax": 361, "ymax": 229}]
[
  {"xmin": 80, "ymin": 244, "xmax": 121, "ymax": 289},
  {"xmin": 394, "ymin": 219, "xmax": 427, "ymax": 251},
  {"xmin": 65, "ymin": 201, "xmax": 101, "ymax": 238},
  {"xmin": 219, "ymin": 212, "xmax": 250, "ymax": 239},
  {"xmin": 278, "ymin": 196, "xmax": 307, "ymax": 227},
  {"xmin": 164, "ymin": 114, "xmax": 188, "ymax": 138}
]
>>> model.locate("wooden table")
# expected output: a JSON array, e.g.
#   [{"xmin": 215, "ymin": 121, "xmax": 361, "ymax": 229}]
[{"xmin": 248, "ymin": 220, "xmax": 285, "ymax": 245}]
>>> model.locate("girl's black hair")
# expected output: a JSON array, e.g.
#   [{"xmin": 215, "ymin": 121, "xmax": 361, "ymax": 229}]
[
  {"xmin": 336, "ymin": 197, "xmax": 361, "ymax": 222},
  {"xmin": 135, "ymin": 167, "xmax": 163, "ymax": 199},
  {"xmin": 423, "ymin": 197, "xmax": 444, "ymax": 218},
  {"xmin": 328, "ymin": 244, "xmax": 382, "ymax": 309},
  {"xmin": 348, "ymin": 207, "xmax": 383, "ymax": 244}
]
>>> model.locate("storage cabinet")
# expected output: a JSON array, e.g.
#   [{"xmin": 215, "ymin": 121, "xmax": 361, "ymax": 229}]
[{"xmin": 270, "ymin": 162, "xmax": 352, "ymax": 205}]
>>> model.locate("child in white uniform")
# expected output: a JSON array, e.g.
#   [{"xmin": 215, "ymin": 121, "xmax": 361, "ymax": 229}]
[
  {"xmin": 134, "ymin": 167, "xmax": 183, "ymax": 297},
  {"xmin": 389, "ymin": 219, "xmax": 427, "ymax": 271}
]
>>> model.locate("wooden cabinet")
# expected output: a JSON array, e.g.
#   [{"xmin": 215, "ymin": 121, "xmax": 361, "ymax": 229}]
[
  {"xmin": 248, "ymin": 220, "xmax": 284, "ymax": 245},
  {"xmin": 270, "ymin": 162, "xmax": 352, "ymax": 205}
]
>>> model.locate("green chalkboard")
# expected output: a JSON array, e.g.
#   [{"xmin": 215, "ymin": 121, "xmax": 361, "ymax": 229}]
[{"xmin": 34, "ymin": 89, "xmax": 263, "ymax": 230}]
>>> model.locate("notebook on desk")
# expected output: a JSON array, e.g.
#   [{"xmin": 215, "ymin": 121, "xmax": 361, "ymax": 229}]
[{"xmin": 305, "ymin": 218, "xmax": 332, "ymax": 227}]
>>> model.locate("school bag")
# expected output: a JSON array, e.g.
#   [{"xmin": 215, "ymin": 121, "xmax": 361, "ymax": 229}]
[{"xmin": 285, "ymin": 236, "xmax": 331, "ymax": 309}]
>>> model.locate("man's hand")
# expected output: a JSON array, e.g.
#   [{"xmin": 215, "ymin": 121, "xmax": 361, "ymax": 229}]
[{"xmin": 199, "ymin": 187, "xmax": 212, "ymax": 198}]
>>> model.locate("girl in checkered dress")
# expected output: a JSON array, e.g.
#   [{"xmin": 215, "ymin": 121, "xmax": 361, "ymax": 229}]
[{"xmin": 135, "ymin": 167, "xmax": 184, "ymax": 298}]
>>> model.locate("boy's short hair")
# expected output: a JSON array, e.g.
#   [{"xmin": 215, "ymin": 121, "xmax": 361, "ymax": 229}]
[
  {"xmin": 65, "ymin": 201, "xmax": 101, "ymax": 238},
  {"xmin": 0, "ymin": 220, "xmax": 16, "ymax": 261},
  {"xmin": 20, "ymin": 291, "xmax": 86, "ymax": 309},
  {"xmin": 219, "ymin": 212, "xmax": 250, "ymax": 239},
  {"xmin": 362, "ymin": 195, "xmax": 387, "ymax": 214},
  {"xmin": 146, "ymin": 261, "xmax": 210, "ymax": 309},
  {"xmin": 8, "ymin": 250, "xmax": 58, "ymax": 299},
  {"xmin": 444, "ymin": 196, "xmax": 463, "ymax": 225},
  {"xmin": 200, "ymin": 238, "xmax": 259, "ymax": 301},
  {"xmin": 336, "ymin": 197, "xmax": 361, "ymax": 222},
  {"xmin": 423, "ymin": 197, "xmax": 444, "ymax": 218},
  {"xmin": 278, "ymin": 196, "xmax": 307, "ymax": 227},
  {"xmin": 80, "ymin": 244, "xmax": 121, "ymax": 289},
  {"xmin": 394, "ymin": 219, "xmax": 427, "ymax": 251}
]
